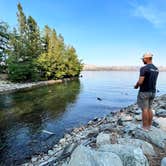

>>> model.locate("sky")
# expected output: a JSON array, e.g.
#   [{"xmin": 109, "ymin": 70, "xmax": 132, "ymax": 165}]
[{"xmin": 0, "ymin": 0, "xmax": 166, "ymax": 66}]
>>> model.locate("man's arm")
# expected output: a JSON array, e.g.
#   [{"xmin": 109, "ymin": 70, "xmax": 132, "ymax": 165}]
[{"xmin": 134, "ymin": 76, "xmax": 145, "ymax": 89}]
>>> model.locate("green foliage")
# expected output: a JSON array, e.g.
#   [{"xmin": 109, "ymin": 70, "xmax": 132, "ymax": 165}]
[
  {"xmin": 2, "ymin": 2, "xmax": 83, "ymax": 82},
  {"xmin": 37, "ymin": 27, "xmax": 83, "ymax": 80},
  {"xmin": 8, "ymin": 58, "xmax": 39, "ymax": 82},
  {"xmin": 7, "ymin": 3, "xmax": 42, "ymax": 82},
  {"xmin": 65, "ymin": 46, "xmax": 83, "ymax": 77},
  {"xmin": 0, "ymin": 21, "xmax": 9, "ymax": 73}
]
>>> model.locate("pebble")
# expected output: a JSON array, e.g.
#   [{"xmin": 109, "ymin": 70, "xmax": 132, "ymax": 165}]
[
  {"xmin": 43, "ymin": 155, "xmax": 49, "ymax": 160},
  {"xmin": 31, "ymin": 157, "xmax": 38, "ymax": 162},
  {"xmin": 48, "ymin": 150, "xmax": 55, "ymax": 156},
  {"xmin": 135, "ymin": 115, "xmax": 142, "ymax": 121},
  {"xmin": 59, "ymin": 138, "xmax": 66, "ymax": 145}
]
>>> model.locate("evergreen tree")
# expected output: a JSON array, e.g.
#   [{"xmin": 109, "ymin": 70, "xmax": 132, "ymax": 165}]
[
  {"xmin": 8, "ymin": 3, "xmax": 41, "ymax": 82},
  {"xmin": 27, "ymin": 16, "xmax": 42, "ymax": 58},
  {"xmin": 0, "ymin": 21, "xmax": 9, "ymax": 73},
  {"xmin": 37, "ymin": 27, "xmax": 65, "ymax": 79},
  {"xmin": 65, "ymin": 46, "xmax": 83, "ymax": 77}
]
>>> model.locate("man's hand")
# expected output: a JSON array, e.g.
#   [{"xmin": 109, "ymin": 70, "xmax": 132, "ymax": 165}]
[
  {"xmin": 134, "ymin": 84, "xmax": 139, "ymax": 89},
  {"xmin": 134, "ymin": 76, "xmax": 145, "ymax": 89}
]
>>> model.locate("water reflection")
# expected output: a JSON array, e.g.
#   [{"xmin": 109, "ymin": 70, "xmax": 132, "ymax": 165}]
[{"xmin": 0, "ymin": 79, "xmax": 81, "ymax": 165}]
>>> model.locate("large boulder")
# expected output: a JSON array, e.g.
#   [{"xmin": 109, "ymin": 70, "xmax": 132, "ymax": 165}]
[
  {"xmin": 161, "ymin": 157, "xmax": 166, "ymax": 166},
  {"xmin": 153, "ymin": 117, "xmax": 166, "ymax": 132},
  {"xmin": 156, "ymin": 109, "xmax": 166, "ymax": 117},
  {"xmin": 66, "ymin": 145, "xmax": 123, "ymax": 166},
  {"xmin": 134, "ymin": 126, "xmax": 166, "ymax": 149},
  {"xmin": 98, "ymin": 144, "xmax": 149, "ymax": 166},
  {"xmin": 117, "ymin": 138, "xmax": 156, "ymax": 156},
  {"xmin": 96, "ymin": 132, "xmax": 111, "ymax": 147}
]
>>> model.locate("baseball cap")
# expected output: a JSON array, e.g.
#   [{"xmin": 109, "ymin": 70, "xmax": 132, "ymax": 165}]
[{"xmin": 142, "ymin": 52, "xmax": 153, "ymax": 59}]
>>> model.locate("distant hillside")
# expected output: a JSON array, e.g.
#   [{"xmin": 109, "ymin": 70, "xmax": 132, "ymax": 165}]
[{"xmin": 83, "ymin": 64, "xmax": 166, "ymax": 71}]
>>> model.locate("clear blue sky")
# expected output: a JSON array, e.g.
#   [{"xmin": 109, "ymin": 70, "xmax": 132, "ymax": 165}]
[{"xmin": 0, "ymin": 0, "xmax": 166, "ymax": 66}]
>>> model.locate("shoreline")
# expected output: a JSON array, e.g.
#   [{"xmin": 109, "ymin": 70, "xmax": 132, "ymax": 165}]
[
  {"xmin": 0, "ymin": 77, "xmax": 78, "ymax": 94},
  {"xmin": 22, "ymin": 94, "xmax": 166, "ymax": 166}
]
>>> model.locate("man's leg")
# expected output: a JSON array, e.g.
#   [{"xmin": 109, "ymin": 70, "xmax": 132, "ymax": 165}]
[
  {"xmin": 147, "ymin": 93, "xmax": 155, "ymax": 128},
  {"xmin": 142, "ymin": 108, "xmax": 149, "ymax": 129},
  {"xmin": 148, "ymin": 108, "xmax": 153, "ymax": 127},
  {"xmin": 137, "ymin": 92, "xmax": 149, "ymax": 130}
]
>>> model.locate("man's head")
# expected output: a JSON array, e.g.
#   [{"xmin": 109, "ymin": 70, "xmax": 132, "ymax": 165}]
[{"xmin": 142, "ymin": 52, "xmax": 153, "ymax": 64}]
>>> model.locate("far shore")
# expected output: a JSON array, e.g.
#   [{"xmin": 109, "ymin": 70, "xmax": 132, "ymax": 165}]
[{"xmin": 83, "ymin": 64, "xmax": 166, "ymax": 71}]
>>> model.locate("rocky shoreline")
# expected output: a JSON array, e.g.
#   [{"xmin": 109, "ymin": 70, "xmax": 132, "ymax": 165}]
[
  {"xmin": 21, "ymin": 94, "xmax": 166, "ymax": 166},
  {"xmin": 0, "ymin": 77, "xmax": 78, "ymax": 94}
]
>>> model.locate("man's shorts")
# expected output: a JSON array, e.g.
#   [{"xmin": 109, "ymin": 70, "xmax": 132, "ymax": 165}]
[{"xmin": 137, "ymin": 91, "xmax": 156, "ymax": 109}]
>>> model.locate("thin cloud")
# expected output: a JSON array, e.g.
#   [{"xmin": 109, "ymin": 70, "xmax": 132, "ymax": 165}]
[{"xmin": 130, "ymin": 0, "xmax": 166, "ymax": 28}]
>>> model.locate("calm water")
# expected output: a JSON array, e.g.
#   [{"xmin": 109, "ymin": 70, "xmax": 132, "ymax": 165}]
[{"xmin": 0, "ymin": 71, "xmax": 166, "ymax": 165}]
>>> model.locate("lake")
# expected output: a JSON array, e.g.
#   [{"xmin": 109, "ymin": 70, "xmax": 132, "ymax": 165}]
[{"xmin": 0, "ymin": 71, "xmax": 166, "ymax": 165}]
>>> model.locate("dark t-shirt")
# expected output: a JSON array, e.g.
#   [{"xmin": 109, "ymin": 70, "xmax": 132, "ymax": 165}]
[{"xmin": 139, "ymin": 64, "xmax": 159, "ymax": 92}]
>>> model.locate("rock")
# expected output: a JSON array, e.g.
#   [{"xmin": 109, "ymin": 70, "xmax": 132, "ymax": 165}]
[
  {"xmin": 43, "ymin": 155, "xmax": 49, "ymax": 160},
  {"xmin": 38, "ymin": 156, "xmax": 57, "ymax": 166},
  {"xmin": 64, "ymin": 134, "xmax": 72, "ymax": 140},
  {"xmin": 99, "ymin": 144, "xmax": 149, "ymax": 166},
  {"xmin": 152, "ymin": 109, "xmax": 156, "ymax": 115},
  {"xmin": 130, "ymin": 108, "xmax": 142, "ymax": 115},
  {"xmin": 156, "ymin": 109, "xmax": 166, "ymax": 117},
  {"xmin": 153, "ymin": 117, "xmax": 166, "ymax": 131},
  {"xmin": 59, "ymin": 138, "xmax": 66, "ymax": 145},
  {"xmin": 73, "ymin": 128, "xmax": 80, "ymax": 133},
  {"xmin": 135, "ymin": 115, "xmax": 142, "ymax": 121},
  {"xmin": 120, "ymin": 108, "xmax": 124, "ymax": 112},
  {"xmin": 152, "ymin": 120, "xmax": 160, "ymax": 128},
  {"xmin": 62, "ymin": 143, "xmax": 78, "ymax": 156},
  {"xmin": 66, "ymin": 145, "xmax": 123, "ymax": 166},
  {"xmin": 48, "ymin": 150, "xmax": 55, "ymax": 156},
  {"xmin": 106, "ymin": 116, "xmax": 116, "ymax": 123},
  {"xmin": 54, "ymin": 149, "xmax": 64, "ymax": 159},
  {"xmin": 122, "ymin": 122, "xmax": 137, "ymax": 133},
  {"xmin": 93, "ymin": 117, "xmax": 99, "ymax": 122},
  {"xmin": 120, "ymin": 115, "xmax": 133, "ymax": 122},
  {"xmin": 81, "ymin": 137, "xmax": 96, "ymax": 146},
  {"xmin": 96, "ymin": 132, "xmax": 111, "ymax": 147},
  {"xmin": 160, "ymin": 104, "xmax": 166, "ymax": 109},
  {"xmin": 31, "ymin": 156, "xmax": 38, "ymax": 162},
  {"xmin": 161, "ymin": 157, "xmax": 166, "ymax": 166},
  {"xmin": 87, "ymin": 120, "xmax": 93, "ymax": 125},
  {"xmin": 85, "ymin": 127, "xmax": 99, "ymax": 137},
  {"xmin": 134, "ymin": 126, "xmax": 166, "ymax": 149},
  {"xmin": 117, "ymin": 138, "xmax": 156, "ymax": 156},
  {"xmin": 99, "ymin": 123, "xmax": 114, "ymax": 132},
  {"xmin": 117, "ymin": 118, "xmax": 123, "ymax": 126}
]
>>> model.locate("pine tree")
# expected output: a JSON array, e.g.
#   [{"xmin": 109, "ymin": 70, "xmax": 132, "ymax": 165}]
[
  {"xmin": 0, "ymin": 21, "xmax": 9, "ymax": 73},
  {"xmin": 27, "ymin": 16, "xmax": 42, "ymax": 58},
  {"xmin": 65, "ymin": 46, "xmax": 83, "ymax": 77},
  {"xmin": 8, "ymin": 3, "xmax": 41, "ymax": 82}
]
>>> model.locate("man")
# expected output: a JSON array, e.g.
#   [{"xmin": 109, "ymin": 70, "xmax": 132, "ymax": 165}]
[{"xmin": 134, "ymin": 52, "xmax": 159, "ymax": 131}]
